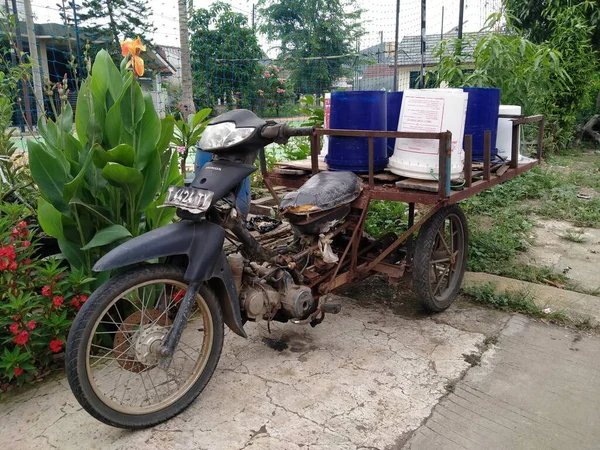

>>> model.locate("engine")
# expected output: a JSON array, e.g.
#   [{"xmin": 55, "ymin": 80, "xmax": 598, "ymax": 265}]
[{"xmin": 227, "ymin": 254, "xmax": 316, "ymax": 322}]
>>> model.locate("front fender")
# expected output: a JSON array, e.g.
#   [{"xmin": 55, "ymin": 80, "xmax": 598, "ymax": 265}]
[{"xmin": 94, "ymin": 220, "xmax": 246, "ymax": 338}]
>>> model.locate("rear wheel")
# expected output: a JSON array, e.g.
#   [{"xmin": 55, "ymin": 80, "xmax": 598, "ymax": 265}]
[
  {"xmin": 413, "ymin": 204, "xmax": 468, "ymax": 312},
  {"xmin": 66, "ymin": 265, "xmax": 224, "ymax": 429}
]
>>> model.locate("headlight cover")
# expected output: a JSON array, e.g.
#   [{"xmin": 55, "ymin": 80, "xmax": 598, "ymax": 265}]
[{"xmin": 199, "ymin": 122, "xmax": 255, "ymax": 150}]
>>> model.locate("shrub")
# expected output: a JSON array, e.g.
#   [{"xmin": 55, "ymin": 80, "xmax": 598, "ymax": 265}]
[
  {"xmin": 29, "ymin": 45, "xmax": 181, "ymax": 279},
  {"xmin": 0, "ymin": 202, "xmax": 92, "ymax": 387}
]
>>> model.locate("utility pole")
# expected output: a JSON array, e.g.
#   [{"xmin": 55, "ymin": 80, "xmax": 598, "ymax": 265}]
[
  {"xmin": 458, "ymin": 0, "xmax": 465, "ymax": 39},
  {"xmin": 392, "ymin": 0, "xmax": 400, "ymax": 91},
  {"xmin": 441, "ymin": 6, "xmax": 444, "ymax": 40},
  {"xmin": 419, "ymin": 0, "xmax": 426, "ymax": 88},
  {"xmin": 23, "ymin": 0, "xmax": 44, "ymax": 125}
]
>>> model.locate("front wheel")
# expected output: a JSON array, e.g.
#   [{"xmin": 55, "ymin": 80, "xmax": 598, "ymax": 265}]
[
  {"xmin": 413, "ymin": 204, "xmax": 468, "ymax": 312},
  {"xmin": 66, "ymin": 265, "xmax": 224, "ymax": 429}
]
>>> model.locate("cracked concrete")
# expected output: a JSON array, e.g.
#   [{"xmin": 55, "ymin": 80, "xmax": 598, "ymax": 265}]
[{"xmin": 0, "ymin": 292, "xmax": 497, "ymax": 450}]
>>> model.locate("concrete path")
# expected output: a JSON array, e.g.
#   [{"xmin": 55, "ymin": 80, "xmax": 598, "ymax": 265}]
[
  {"xmin": 464, "ymin": 272, "xmax": 600, "ymax": 325},
  {"xmin": 1, "ymin": 293, "xmax": 598, "ymax": 450},
  {"xmin": 405, "ymin": 315, "xmax": 600, "ymax": 450},
  {"xmin": 0, "ymin": 296, "xmax": 500, "ymax": 450}
]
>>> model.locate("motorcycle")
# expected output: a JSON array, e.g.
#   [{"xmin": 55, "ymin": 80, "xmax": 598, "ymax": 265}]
[{"xmin": 65, "ymin": 108, "xmax": 468, "ymax": 429}]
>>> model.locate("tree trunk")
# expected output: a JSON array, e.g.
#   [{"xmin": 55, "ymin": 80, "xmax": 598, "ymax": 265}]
[
  {"xmin": 106, "ymin": 0, "xmax": 121, "ymax": 56},
  {"xmin": 178, "ymin": 0, "xmax": 196, "ymax": 174}
]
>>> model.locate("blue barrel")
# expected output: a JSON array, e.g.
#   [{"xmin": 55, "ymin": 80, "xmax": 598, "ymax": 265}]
[
  {"xmin": 195, "ymin": 149, "xmax": 251, "ymax": 217},
  {"xmin": 462, "ymin": 87, "xmax": 501, "ymax": 161},
  {"xmin": 326, "ymin": 91, "xmax": 388, "ymax": 173},
  {"xmin": 386, "ymin": 91, "xmax": 404, "ymax": 157}
]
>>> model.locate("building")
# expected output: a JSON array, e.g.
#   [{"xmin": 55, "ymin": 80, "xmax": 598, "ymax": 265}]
[{"xmin": 358, "ymin": 30, "xmax": 485, "ymax": 91}]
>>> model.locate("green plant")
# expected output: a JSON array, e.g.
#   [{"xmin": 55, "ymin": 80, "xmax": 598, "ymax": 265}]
[
  {"xmin": 462, "ymin": 283, "xmax": 567, "ymax": 322},
  {"xmin": 562, "ymin": 228, "xmax": 587, "ymax": 243},
  {"xmin": 28, "ymin": 47, "xmax": 181, "ymax": 279},
  {"xmin": 365, "ymin": 201, "xmax": 407, "ymax": 238},
  {"xmin": 256, "ymin": 64, "xmax": 294, "ymax": 117},
  {"xmin": 297, "ymin": 94, "xmax": 324, "ymax": 127},
  {"xmin": 172, "ymin": 108, "xmax": 212, "ymax": 174},
  {"xmin": 0, "ymin": 202, "xmax": 92, "ymax": 387}
]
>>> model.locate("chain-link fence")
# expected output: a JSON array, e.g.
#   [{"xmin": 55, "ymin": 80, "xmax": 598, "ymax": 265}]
[{"xmin": 1, "ymin": 0, "xmax": 503, "ymax": 133}]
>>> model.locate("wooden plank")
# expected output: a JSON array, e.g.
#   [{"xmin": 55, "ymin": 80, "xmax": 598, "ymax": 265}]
[
  {"xmin": 274, "ymin": 158, "xmax": 328, "ymax": 171},
  {"xmin": 273, "ymin": 167, "xmax": 308, "ymax": 176},
  {"xmin": 359, "ymin": 172, "xmax": 402, "ymax": 182},
  {"xmin": 495, "ymin": 164, "xmax": 510, "ymax": 177},
  {"xmin": 396, "ymin": 178, "xmax": 439, "ymax": 192}
]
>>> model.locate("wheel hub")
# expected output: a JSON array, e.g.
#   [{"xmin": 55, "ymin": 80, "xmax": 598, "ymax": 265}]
[
  {"xmin": 113, "ymin": 309, "xmax": 169, "ymax": 372},
  {"xmin": 134, "ymin": 325, "xmax": 167, "ymax": 366}
]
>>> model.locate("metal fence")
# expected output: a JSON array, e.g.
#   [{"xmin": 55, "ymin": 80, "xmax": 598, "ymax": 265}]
[{"xmin": 1, "ymin": 0, "xmax": 502, "ymax": 132}]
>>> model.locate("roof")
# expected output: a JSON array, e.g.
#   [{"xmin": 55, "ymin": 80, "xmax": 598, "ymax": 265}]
[{"xmin": 361, "ymin": 30, "xmax": 490, "ymax": 67}]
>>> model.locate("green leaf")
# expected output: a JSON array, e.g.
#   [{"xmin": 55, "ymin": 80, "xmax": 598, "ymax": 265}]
[
  {"xmin": 107, "ymin": 144, "xmax": 135, "ymax": 167},
  {"xmin": 38, "ymin": 198, "xmax": 64, "ymax": 238},
  {"xmin": 157, "ymin": 116, "xmax": 175, "ymax": 154},
  {"xmin": 137, "ymin": 150, "xmax": 161, "ymax": 212},
  {"xmin": 101, "ymin": 162, "xmax": 143, "ymax": 196},
  {"xmin": 190, "ymin": 108, "xmax": 212, "ymax": 129},
  {"xmin": 90, "ymin": 50, "xmax": 110, "ymax": 109},
  {"xmin": 164, "ymin": 150, "xmax": 183, "ymax": 193},
  {"xmin": 58, "ymin": 238, "xmax": 86, "ymax": 270},
  {"xmin": 120, "ymin": 79, "xmax": 145, "ymax": 132},
  {"xmin": 104, "ymin": 101, "xmax": 122, "ymax": 148},
  {"xmin": 28, "ymin": 140, "xmax": 70, "ymax": 215},
  {"xmin": 63, "ymin": 146, "xmax": 94, "ymax": 202},
  {"xmin": 134, "ymin": 94, "xmax": 161, "ymax": 169},
  {"xmin": 145, "ymin": 194, "xmax": 175, "ymax": 229},
  {"xmin": 69, "ymin": 199, "xmax": 114, "ymax": 226},
  {"xmin": 75, "ymin": 79, "xmax": 91, "ymax": 148},
  {"xmin": 81, "ymin": 224, "xmax": 132, "ymax": 250},
  {"xmin": 59, "ymin": 102, "xmax": 74, "ymax": 133}
]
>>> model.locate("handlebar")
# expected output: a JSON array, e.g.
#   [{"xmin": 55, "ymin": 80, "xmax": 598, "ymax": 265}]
[{"xmin": 261, "ymin": 123, "xmax": 315, "ymax": 143}]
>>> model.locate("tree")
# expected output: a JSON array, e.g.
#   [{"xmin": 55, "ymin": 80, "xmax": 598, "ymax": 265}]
[
  {"xmin": 78, "ymin": 0, "xmax": 156, "ymax": 56},
  {"xmin": 178, "ymin": 0, "xmax": 195, "ymax": 120},
  {"xmin": 257, "ymin": 0, "xmax": 363, "ymax": 96},
  {"xmin": 189, "ymin": 2, "xmax": 262, "ymax": 110}
]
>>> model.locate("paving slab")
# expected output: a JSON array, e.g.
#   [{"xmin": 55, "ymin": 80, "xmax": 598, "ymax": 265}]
[
  {"xmin": 404, "ymin": 315, "xmax": 600, "ymax": 450},
  {"xmin": 0, "ymin": 295, "xmax": 488, "ymax": 450}
]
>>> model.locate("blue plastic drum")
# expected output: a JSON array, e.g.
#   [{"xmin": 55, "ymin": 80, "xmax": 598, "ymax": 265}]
[
  {"xmin": 195, "ymin": 149, "xmax": 251, "ymax": 217},
  {"xmin": 462, "ymin": 87, "xmax": 501, "ymax": 161},
  {"xmin": 326, "ymin": 91, "xmax": 388, "ymax": 173},
  {"xmin": 386, "ymin": 91, "xmax": 404, "ymax": 157}
]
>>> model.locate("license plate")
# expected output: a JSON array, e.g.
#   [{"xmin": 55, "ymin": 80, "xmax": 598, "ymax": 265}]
[{"xmin": 162, "ymin": 186, "xmax": 214, "ymax": 214}]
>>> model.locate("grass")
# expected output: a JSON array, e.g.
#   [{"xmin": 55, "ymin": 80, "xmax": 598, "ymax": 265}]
[
  {"xmin": 561, "ymin": 228, "xmax": 587, "ymax": 243},
  {"xmin": 462, "ymin": 283, "xmax": 568, "ymax": 322}
]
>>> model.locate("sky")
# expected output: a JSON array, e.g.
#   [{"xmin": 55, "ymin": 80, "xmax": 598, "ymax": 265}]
[{"xmin": 30, "ymin": 0, "xmax": 501, "ymax": 52}]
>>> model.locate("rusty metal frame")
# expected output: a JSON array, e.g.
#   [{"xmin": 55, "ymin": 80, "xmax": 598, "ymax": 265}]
[{"xmin": 261, "ymin": 115, "xmax": 544, "ymax": 294}]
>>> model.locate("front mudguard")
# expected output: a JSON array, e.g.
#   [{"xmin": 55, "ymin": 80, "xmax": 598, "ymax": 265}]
[{"xmin": 94, "ymin": 220, "xmax": 246, "ymax": 338}]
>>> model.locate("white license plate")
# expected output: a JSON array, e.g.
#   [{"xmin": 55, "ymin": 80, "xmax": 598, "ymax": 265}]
[{"xmin": 162, "ymin": 186, "xmax": 214, "ymax": 214}]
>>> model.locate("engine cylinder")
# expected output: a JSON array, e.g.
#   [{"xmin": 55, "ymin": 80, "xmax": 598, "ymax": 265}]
[
  {"xmin": 243, "ymin": 285, "xmax": 280, "ymax": 320},
  {"xmin": 282, "ymin": 286, "xmax": 315, "ymax": 319}
]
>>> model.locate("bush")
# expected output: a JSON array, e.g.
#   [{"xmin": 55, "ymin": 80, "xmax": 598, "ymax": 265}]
[{"xmin": 0, "ymin": 202, "xmax": 92, "ymax": 387}]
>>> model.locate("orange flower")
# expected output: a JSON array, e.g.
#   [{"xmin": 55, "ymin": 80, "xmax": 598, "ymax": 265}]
[{"xmin": 120, "ymin": 37, "xmax": 146, "ymax": 77}]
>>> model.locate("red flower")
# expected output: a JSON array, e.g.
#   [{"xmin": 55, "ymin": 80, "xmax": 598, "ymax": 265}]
[
  {"xmin": 21, "ymin": 241, "xmax": 31, "ymax": 248},
  {"xmin": 173, "ymin": 289, "xmax": 186, "ymax": 303},
  {"xmin": 18, "ymin": 220, "xmax": 27, "ymax": 229},
  {"xmin": 14, "ymin": 330, "xmax": 29, "ymax": 345},
  {"xmin": 42, "ymin": 285, "xmax": 53, "ymax": 297},
  {"xmin": 27, "ymin": 320, "xmax": 36, "ymax": 330},
  {"xmin": 52, "ymin": 296, "xmax": 64, "ymax": 308},
  {"xmin": 49, "ymin": 338, "xmax": 63, "ymax": 353},
  {"xmin": 79, "ymin": 294, "xmax": 88, "ymax": 303},
  {"xmin": 9, "ymin": 260, "xmax": 17, "ymax": 271},
  {"xmin": 70, "ymin": 297, "xmax": 81, "ymax": 310},
  {"xmin": 9, "ymin": 323, "xmax": 19, "ymax": 334},
  {"xmin": 13, "ymin": 367, "xmax": 23, "ymax": 377},
  {"xmin": 12, "ymin": 315, "xmax": 19, "ymax": 321},
  {"xmin": 21, "ymin": 258, "xmax": 31, "ymax": 266},
  {"xmin": 11, "ymin": 227, "xmax": 19, "ymax": 236},
  {"xmin": 0, "ymin": 245, "xmax": 16, "ymax": 271}
]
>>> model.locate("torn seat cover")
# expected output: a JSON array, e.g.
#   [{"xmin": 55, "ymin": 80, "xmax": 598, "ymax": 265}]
[{"xmin": 279, "ymin": 171, "xmax": 362, "ymax": 215}]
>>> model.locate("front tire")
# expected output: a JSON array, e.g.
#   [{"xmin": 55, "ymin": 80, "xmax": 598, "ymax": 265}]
[{"xmin": 66, "ymin": 265, "xmax": 224, "ymax": 429}]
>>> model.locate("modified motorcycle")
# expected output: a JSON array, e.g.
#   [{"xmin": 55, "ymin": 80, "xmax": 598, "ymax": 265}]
[{"xmin": 66, "ymin": 109, "xmax": 469, "ymax": 428}]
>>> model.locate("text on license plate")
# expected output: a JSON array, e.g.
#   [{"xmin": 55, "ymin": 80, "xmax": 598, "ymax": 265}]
[{"xmin": 162, "ymin": 186, "xmax": 215, "ymax": 214}]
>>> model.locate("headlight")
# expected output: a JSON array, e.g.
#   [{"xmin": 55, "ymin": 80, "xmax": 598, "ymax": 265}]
[{"xmin": 199, "ymin": 123, "xmax": 255, "ymax": 150}]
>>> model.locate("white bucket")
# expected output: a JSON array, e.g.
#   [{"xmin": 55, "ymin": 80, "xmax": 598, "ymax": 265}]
[
  {"xmin": 389, "ymin": 89, "xmax": 468, "ymax": 180},
  {"xmin": 320, "ymin": 93, "xmax": 331, "ymax": 160},
  {"xmin": 497, "ymin": 105, "xmax": 522, "ymax": 160}
]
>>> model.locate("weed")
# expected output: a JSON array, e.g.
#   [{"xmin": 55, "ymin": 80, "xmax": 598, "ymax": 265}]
[
  {"xmin": 462, "ymin": 283, "xmax": 568, "ymax": 322},
  {"xmin": 365, "ymin": 200, "xmax": 408, "ymax": 238},
  {"xmin": 561, "ymin": 228, "xmax": 587, "ymax": 243}
]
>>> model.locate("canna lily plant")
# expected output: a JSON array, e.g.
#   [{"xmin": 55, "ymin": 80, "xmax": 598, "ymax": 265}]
[{"xmin": 28, "ymin": 41, "xmax": 181, "ymax": 282}]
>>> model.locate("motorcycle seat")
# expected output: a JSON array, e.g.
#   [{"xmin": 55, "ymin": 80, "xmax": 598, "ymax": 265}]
[{"xmin": 279, "ymin": 171, "xmax": 362, "ymax": 215}]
